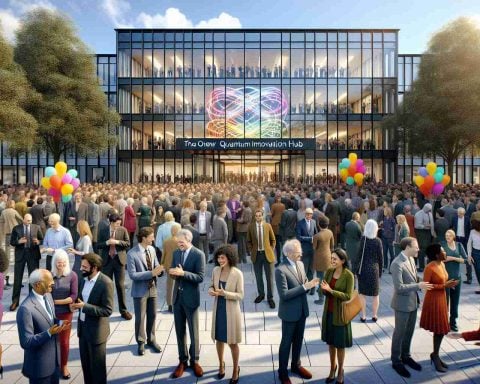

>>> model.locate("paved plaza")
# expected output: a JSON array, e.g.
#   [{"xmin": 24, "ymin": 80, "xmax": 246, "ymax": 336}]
[{"xmin": 1, "ymin": 256, "xmax": 479, "ymax": 383}]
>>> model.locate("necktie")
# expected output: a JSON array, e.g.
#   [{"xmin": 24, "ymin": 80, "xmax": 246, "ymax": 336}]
[
  {"xmin": 25, "ymin": 225, "xmax": 30, "ymax": 247},
  {"xmin": 145, "ymin": 249, "xmax": 154, "ymax": 288},
  {"xmin": 109, "ymin": 230, "xmax": 116, "ymax": 258},
  {"xmin": 258, "ymin": 224, "xmax": 263, "ymax": 250},
  {"xmin": 44, "ymin": 295, "xmax": 54, "ymax": 321},
  {"xmin": 181, "ymin": 251, "xmax": 186, "ymax": 266}
]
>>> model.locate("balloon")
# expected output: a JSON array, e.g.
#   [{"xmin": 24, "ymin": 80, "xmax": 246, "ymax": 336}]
[
  {"xmin": 41, "ymin": 177, "xmax": 51, "ymax": 189},
  {"xmin": 53, "ymin": 195, "xmax": 60, "ymax": 203},
  {"xmin": 354, "ymin": 173, "xmax": 364, "ymax": 185},
  {"xmin": 348, "ymin": 164, "xmax": 357, "ymax": 176},
  {"xmin": 346, "ymin": 176, "xmax": 354, "ymax": 185},
  {"xmin": 338, "ymin": 163, "xmax": 345, "ymax": 170},
  {"xmin": 348, "ymin": 153, "xmax": 357, "ymax": 164},
  {"xmin": 49, "ymin": 175, "xmax": 61, "ymax": 189},
  {"xmin": 61, "ymin": 183, "xmax": 74, "ymax": 196},
  {"xmin": 45, "ymin": 166, "xmax": 56, "ymax": 177},
  {"xmin": 414, "ymin": 175, "xmax": 425, "ymax": 187},
  {"xmin": 62, "ymin": 194, "xmax": 73, "ymax": 203},
  {"xmin": 67, "ymin": 169, "xmax": 78, "ymax": 178},
  {"xmin": 437, "ymin": 167, "xmax": 445, "ymax": 175},
  {"xmin": 442, "ymin": 175, "xmax": 451, "ymax": 186},
  {"xmin": 418, "ymin": 167, "xmax": 428, "ymax": 177},
  {"xmin": 62, "ymin": 173, "xmax": 73, "ymax": 184},
  {"xmin": 357, "ymin": 165, "xmax": 366, "ymax": 174},
  {"xmin": 48, "ymin": 187, "xmax": 60, "ymax": 197},
  {"xmin": 342, "ymin": 158, "xmax": 350, "ymax": 168},
  {"xmin": 71, "ymin": 178, "xmax": 80, "ymax": 189},
  {"xmin": 426, "ymin": 162, "xmax": 437, "ymax": 176},
  {"xmin": 424, "ymin": 175, "xmax": 435, "ymax": 189},
  {"xmin": 356, "ymin": 159, "xmax": 364, "ymax": 167},
  {"xmin": 432, "ymin": 183, "xmax": 445, "ymax": 196},
  {"xmin": 434, "ymin": 171, "xmax": 443, "ymax": 183},
  {"xmin": 419, "ymin": 184, "xmax": 430, "ymax": 197},
  {"xmin": 340, "ymin": 169, "xmax": 348, "ymax": 179},
  {"xmin": 55, "ymin": 161, "xmax": 68, "ymax": 177}
]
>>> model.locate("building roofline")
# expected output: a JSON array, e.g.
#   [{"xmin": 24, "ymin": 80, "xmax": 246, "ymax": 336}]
[
  {"xmin": 398, "ymin": 53, "xmax": 423, "ymax": 56},
  {"xmin": 114, "ymin": 28, "xmax": 400, "ymax": 32}
]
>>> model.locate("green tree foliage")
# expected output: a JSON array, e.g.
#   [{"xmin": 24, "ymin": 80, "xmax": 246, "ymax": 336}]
[
  {"xmin": 0, "ymin": 26, "xmax": 38, "ymax": 153},
  {"xmin": 14, "ymin": 9, "xmax": 119, "ymax": 163},
  {"xmin": 383, "ymin": 17, "xmax": 480, "ymax": 178}
]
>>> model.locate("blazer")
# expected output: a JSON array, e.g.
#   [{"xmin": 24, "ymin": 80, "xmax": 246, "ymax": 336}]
[
  {"xmin": 312, "ymin": 228, "xmax": 334, "ymax": 271},
  {"xmin": 0, "ymin": 207, "xmax": 23, "ymax": 234},
  {"xmin": 279, "ymin": 209, "xmax": 297, "ymax": 239},
  {"xmin": 194, "ymin": 210, "xmax": 212, "ymax": 237},
  {"xmin": 246, "ymin": 221, "xmax": 276, "ymax": 263},
  {"xmin": 390, "ymin": 252, "xmax": 421, "ymax": 312},
  {"xmin": 65, "ymin": 201, "xmax": 89, "ymax": 227},
  {"xmin": 296, "ymin": 218, "xmax": 318, "ymax": 253},
  {"xmin": 236, "ymin": 207, "xmax": 252, "ymax": 233},
  {"xmin": 97, "ymin": 225, "xmax": 130, "ymax": 265},
  {"xmin": 453, "ymin": 215, "xmax": 470, "ymax": 239},
  {"xmin": 275, "ymin": 259, "xmax": 309, "ymax": 322},
  {"xmin": 77, "ymin": 272, "xmax": 114, "ymax": 344},
  {"xmin": 184, "ymin": 224, "xmax": 200, "ymax": 248},
  {"xmin": 162, "ymin": 237, "xmax": 178, "ymax": 270},
  {"xmin": 210, "ymin": 266, "xmax": 244, "ymax": 344},
  {"xmin": 270, "ymin": 202, "xmax": 286, "ymax": 234},
  {"xmin": 211, "ymin": 215, "xmax": 228, "ymax": 244},
  {"xmin": 171, "ymin": 246, "xmax": 205, "ymax": 309},
  {"xmin": 29, "ymin": 204, "xmax": 47, "ymax": 233},
  {"xmin": 321, "ymin": 268, "xmax": 354, "ymax": 327},
  {"xmin": 17, "ymin": 291, "xmax": 60, "ymax": 379},
  {"xmin": 127, "ymin": 244, "xmax": 161, "ymax": 298},
  {"xmin": 10, "ymin": 223, "xmax": 43, "ymax": 260}
]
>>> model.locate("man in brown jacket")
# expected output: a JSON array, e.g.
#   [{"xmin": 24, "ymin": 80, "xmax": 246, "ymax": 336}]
[
  {"xmin": 270, "ymin": 196, "xmax": 285, "ymax": 266},
  {"xmin": 247, "ymin": 209, "xmax": 276, "ymax": 308}
]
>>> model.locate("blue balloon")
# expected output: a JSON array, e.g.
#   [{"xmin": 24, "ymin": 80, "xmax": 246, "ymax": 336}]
[
  {"xmin": 418, "ymin": 167, "xmax": 428, "ymax": 177},
  {"xmin": 62, "ymin": 194, "xmax": 72, "ymax": 203},
  {"xmin": 346, "ymin": 176, "xmax": 354, "ymax": 185},
  {"xmin": 437, "ymin": 167, "xmax": 445, "ymax": 175},
  {"xmin": 434, "ymin": 171, "xmax": 443, "ymax": 183},
  {"xmin": 67, "ymin": 169, "xmax": 78, "ymax": 178},
  {"xmin": 339, "ymin": 163, "xmax": 346, "ymax": 169},
  {"xmin": 342, "ymin": 159, "xmax": 351, "ymax": 168},
  {"xmin": 45, "ymin": 166, "xmax": 56, "ymax": 177}
]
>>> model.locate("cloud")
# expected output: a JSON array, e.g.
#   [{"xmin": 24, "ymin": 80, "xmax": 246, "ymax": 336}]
[
  {"xmin": 8, "ymin": 0, "xmax": 56, "ymax": 13},
  {"xmin": 101, "ymin": 0, "xmax": 133, "ymax": 28},
  {"xmin": 195, "ymin": 12, "xmax": 242, "ymax": 28},
  {"xmin": 137, "ymin": 8, "xmax": 193, "ymax": 28},
  {"xmin": 0, "ymin": 9, "xmax": 20, "ymax": 41}
]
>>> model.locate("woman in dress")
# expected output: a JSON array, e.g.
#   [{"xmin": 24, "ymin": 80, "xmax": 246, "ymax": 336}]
[
  {"xmin": 441, "ymin": 230, "xmax": 467, "ymax": 331},
  {"xmin": 394, "ymin": 214, "xmax": 410, "ymax": 256},
  {"xmin": 137, "ymin": 197, "xmax": 154, "ymax": 230},
  {"xmin": 51, "ymin": 249, "xmax": 78, "ymax": 380},
  {"xmin": 321, "ymin": 248, "xmax": 354, "ymax": 384},
  {"xmin": 420, "ymin": 243, "xmax": 458, "ymax": 372},
  {"xmin": 208, "ymin": 245, "xmax": 244, "ymax": 384},
  {"xmin": 357, "ymin": 219, "xmax": 383, "ymax": 322},
  {"xmin": 68, "ymin": 220, "xmax": 93, "ymax": 280},
  {"xmin": 123, "ymin": 197, "xmax": 137, "ymax": 246},
  {"xmin": 0, "ymin": 248, "xmax": 8, "ymax": 378}
]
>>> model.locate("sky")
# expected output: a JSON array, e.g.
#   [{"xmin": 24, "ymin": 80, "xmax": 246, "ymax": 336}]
[{"xmin": 1, "ymin": 0, "xmax": 480, "ymax": 54}]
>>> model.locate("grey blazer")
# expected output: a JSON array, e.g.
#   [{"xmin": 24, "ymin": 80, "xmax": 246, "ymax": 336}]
[
  {"xmin": 127, "ymin": 244, "xmax": 160, "ymax": 298},
  {"xmin": 16, "ymin": 292, "xmax": 60, "ymax": 379},
  {"xmin": 211, "ymin": 215, "xmax": 228, "ymax": 243},
  {"xmin": 194, "ymin": 210, "xmax": 212, "ymax": 237},
  {"xmin": 390, "ymin": 252, "xmax": 421, "ymax": 312},
  {"xmin": 275, "ymin": 259, "xmax": 309, "ymax": 322}
]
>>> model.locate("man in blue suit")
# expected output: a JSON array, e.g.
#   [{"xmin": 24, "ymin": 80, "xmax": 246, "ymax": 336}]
[
  {"xmin": 17, "ymin": 269, "xmax": 71, "ymax": 384},
  {"xmin": 296, "ymin": 207, "xmax": 317, "ymax": 294},
  {"xmin": 169, "ymin": 229, "xmax": 205, "ymax": 379},
  {"xmin": 275, "ymin": 239, "xmax": 318, "ymax": 384},
  {"xmin": 127, "ymin": 226, "xmax": 165, "ymax": 356}
]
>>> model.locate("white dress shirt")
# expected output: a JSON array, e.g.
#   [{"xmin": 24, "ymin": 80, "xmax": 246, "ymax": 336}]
[
  {"xmin": 80, "ymin": 271, "xmax": 100, "ymax": 321},
  {"xmin": 457, "ymin": 217, "xmax": 465, "ymax": 238},
  {"xmin": 32, "ymin": 290, "xmax": 53, "ymax": 322},
  {"xmin": 199, "ymin": 212, "xmax": 207, "ymax": 234}
]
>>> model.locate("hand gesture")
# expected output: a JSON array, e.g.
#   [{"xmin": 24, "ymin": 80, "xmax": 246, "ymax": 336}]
[
  {"xmin": 208, "ymin": 287, "xmax": 218, "ymax": 297},
  {"xmin": 70, "ymin": 298, "xmax": 84, "ymax": 311},
  {"xmin": 153, "ymin": 264, "xmax": 164, "ymax": 277},
  {"xmin": 320, "ymin": 279, "xmax": 332, "ymax": 292},
  {"xmin": 19, "ymin": 236, "xmax": 27, "ymax": 244},
  {"xmin": 305, "ymin": 278, "xmax": 320, "ymax": 290},
  {"xmin": 169, "ymin": 264, "xmax": 185, "ymax": 277},
  {"xmin": 216, "ymin": 288, "xmax": 225, "ymax": 297},
  {"xmin": 49, "ymin": 321, "xmax": 71, "ymax": 335},
  {"xmin": 468, "ymin": 255, "xmax": 474, "ymax": 265},
  {"xmin": 419, "ymin": 281, "xmax": 434, "ymax": 290},
  {"xmin": 444, "ymin": 279, "xmax": 458, "ymax": 289}
]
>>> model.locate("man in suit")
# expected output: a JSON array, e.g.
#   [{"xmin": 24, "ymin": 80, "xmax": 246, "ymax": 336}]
[
  {"xmin": 29, "ymin": 198, "xmax": 47, "ymax": 235},
  {"xmin": 17, "ymin": 269, "xmax": 71, "ymax": 384},
  {"xmin": 296, "ymin": 208, "xmax": 317, "ymax": 294},
  {"xmin": 453, "ymin": 207, "xmax": 471, "ymax": 284},
  {"xmin": 64, "ymin": 192, "xmax": 89, "ymax": 244},
  {"xmin": 10, "ymin": 214, "xmax": 44, "ymax": 311},
  {"xmin": 127, "ymin": 227, "xmax": 164, "ymax": 356},
  {"xmin": 194, "ymin": 201, "xmax": 212, "ymax": 262},
  {"xmin": 276, "ymin": 239, "xmax": 318, "ymax": 384},
  {"xmin": 70, "ymin": 253, "xmax": 114, "ymax": 384},
  {"xmin": 236, "ymin": 201, "xmax": 252, "ymax": 264},
  {"xmin": 169, "ymin": 229, "xmax": 205, "ymax": 378},
  {"xmin": 0, "ymin": 199, "xmax": 23, "ymax": 257},
  {"xmin": 96, "ymin": 213, "xmax": 132, "ymax": 320},
  {"xmin": 247, "ymin": 209, "xmax": 276, "ymax": 308},
  {"xmin": 390, "ymin": 237, "xmax": 433, "ymax": 378},
  {"xmin": 270, "ymin": 196, "xmax": 286, "ymax": 265},
  {"xmin": 184, "ymin": 214, "xmax": 200, "ymax": 249},
  {"xmin": 279, "ymin": 199, "xmax": 297, "ymax": 247},
  {"xmin": 166, "ymin": 198, "xmax": 181, "ymax": 223}
]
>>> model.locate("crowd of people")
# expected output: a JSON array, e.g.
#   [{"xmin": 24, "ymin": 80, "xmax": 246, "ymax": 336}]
[{"xmin": 0, "ymin": 179, "xmax": 479, "ymax": 383}]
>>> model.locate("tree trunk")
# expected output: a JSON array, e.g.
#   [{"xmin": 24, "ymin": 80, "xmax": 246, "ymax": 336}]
[{"xmin": 446, "ymin": 160, "xmax": 455, "ymax": 187}]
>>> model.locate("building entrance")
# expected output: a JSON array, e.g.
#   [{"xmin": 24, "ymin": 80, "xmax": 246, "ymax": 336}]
[{"xmin": 220, "ymin": 154, "xmax": 281, "ymax": 184}]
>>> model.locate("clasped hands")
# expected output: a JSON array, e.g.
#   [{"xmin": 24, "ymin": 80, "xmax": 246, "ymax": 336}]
[
  {"xmin": 208, "ymin": 287, "xmax": 225, "ymax": 297},
  {"xmin": 49, "ymin": 320, "xmax": 71, "ymax": 335},
  {"xmin": 106, "ymin": 238, "xmax": 119, "ymax": 246},
  {"xmin": 69, "ymin": 299, "xmax": 85, "ymax": 312},
  {"xmin": 169, "ymin": 264, "xmax": 185, "ymax": 277},
  {"xmin": 305, "ymin": 277, "xmax": 320, "ymax": 291}
]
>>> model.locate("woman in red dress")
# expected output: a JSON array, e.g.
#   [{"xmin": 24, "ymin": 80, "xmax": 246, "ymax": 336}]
[{"xmin": 420, "ymin": 243, "xmax": 458, "ymax": 372}]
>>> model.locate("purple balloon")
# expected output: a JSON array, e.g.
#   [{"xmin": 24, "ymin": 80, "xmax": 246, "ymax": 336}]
[
  {"xmin": 358, "ymin": 165, "xmax": 366, "ymax": 174},
  {"xmin": 71, "ymin": 178, "xmax": 80, "ymax": 189},
  {"xmin": 419, "ymin": 167, "xmax": 428, "ymax": 177},
  {"xmin": 61, "ymin": 173, "xmax": 73, "ymax": 184},
  {"xmin": 432, "ymin": 183, "xmax": 445, "ymax": 196},
  {"xmin": 356, "ymin": 159, "xmax": 364, "ymax": 167}
]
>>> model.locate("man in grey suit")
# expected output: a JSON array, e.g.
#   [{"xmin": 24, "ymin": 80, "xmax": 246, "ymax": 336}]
[
  {"xmin": 194, "ymin": 201, "xmax": 212, "ymax": 262},
  {"xmin": 127, "ymin": 227, "xmax": 164, "ymax": 356},
  {"xmin": 17, "ymin": 269, "xmax": 71, "ymax": 384},
  {"xmin": 169, "ymin": 229, "xmax": 205, "ymax": 379},
  {"xmin": 64, "ymin": 192, "xmax": 89, "ymax": 243},
  {"xmin": 390, "ymin": 237, "xmax": 433, "ymax": 378},
  {"xmin": 275, "ymin": 239, "xmax": 318, "ymax": 384},
  {"xmin": 70, "ymin": 253, "xmax": 114, "ymax": 384}
]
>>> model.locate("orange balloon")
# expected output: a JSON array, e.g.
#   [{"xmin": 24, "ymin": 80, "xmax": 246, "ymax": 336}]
[
  {"xmin": 419, "ymin": 184, "xmax": 430, "ymax": 197},
  {"xmin": 424, "ymin": 175, "xmax": 435, "ymax": 189},
  {"xmin": 348, "ymin": 164, "xmax": 357, "ymax": 176},
  {"xmin": 442, "ymin": 175, "xmax": 451, "ymax": 186},
  {"xmin": 49, "ymin": 175, "xmax": 62, "ymax": 189}
]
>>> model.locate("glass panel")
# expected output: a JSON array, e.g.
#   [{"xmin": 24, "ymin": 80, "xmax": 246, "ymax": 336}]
[
  {"xmin": 245, "ymin": 49, "xmax": 260, "ymax": 78},
  {"xmin": 132, "ymin": 121, "xmax": 142, "ymax": 149},
  {"xmin": 338, "ymin": 84, "xmax": 347, "ymax": 113},
  {"xmin": 290, "ymin": 121, "xmax": 303, "ymax": 138},
  {"xmin": 383, "ymin": 84, "xmax": 396, "ymax": 113},
  {"xmin": 118, "ymin": 84, "xmax": 130, "ymax": 113},
  {"xmin": 373, "ymin": 85, "xmax": 382, "ymax": 113},
  {"xmin": 384, "ymin": 46, "xmax": 396, "ymax": 77},
  {"xmin": 316, "ymin": 48, "xmax": 327, "ymax": 77},
  {"xmin": 183, "ymin": 49, "xmax": 192, "ymax": 78},
  {"xmin": 316, "ymin": 119, "xmax": 327, "ymax": 149},
  {"xmin": 175, "ymin": 86, "xmax": 183, "ymax": 114},
  {"xmin": 362, "ymin": 83, "xmax": 372, "ymax": 113},
  {"xmin": 348, "ymin": 84, "xmax": 361, "ymax": 113},
  {"xmin": 373, "ymin": 48, "xmax": 382, "ymax": 77},
  {"xmin": 153, "ymin": 85, "xmax": 164, "ymax": 113},
  {"xmin": 165, "ymin": 85, "xmax": 174, "ymax": 114},
  {"xmin": 184, "ymin": 84, "xmax": 192, "ymax": 113},
  {"xmin": 306, "ymin": 85, "xmax": 314, "ymax": 114},
  {"xmin": 174, "ymin": 49, "xmax": 183, "ymax": 78},
  {"xmin": 131, "ymin": 85, "xmax": 142, "ymax": 113},
  {"xmin": 205, "ymin": 48, "xmax": 214, "ymax": 77},
  {"xmin": 165, "ymin": 49, "xmax": 175, "ymax": 78},
  {"xmin": 282, "ymin": 49, "xmax": 290, "ymax": 78},
  {"xmin": 291, "ymin": 85, "xmax": 304, "ymax": 114},
  {"xmin": 118, "ymin": 122, "xmax": 131, "ymax": 150},
  {"xmin": 338, "ymin": 48, "xmax": 347, "ymax": 78},
  {"xmin": 291, "ymin": 49, "xmax": 304, "ymax": 78},
  {"xmin": 193, "ymin": 121, "xmax": 204, "ymax": 138},
  {"xmin": 315, "ymin": 84, "xmax": 327, "ymax": 113},
  {"xmin": 165, "ymin": 122, "xmax": 174, "ymax": 149},
  {"xmin": 142, "ymin": 85, "xmax": 152, "ymax": 113},
  {"xmin": 328, "ymin": 49, "xmax": 337, "ymax": 77},
  {"xmin": 118, "ymin": 49, "xmax": 131, "ymax": 77},
  {"xmin": 226, "ymin": 48, "xmax": 244, "ymax": 78},
  {"xmin": 118, "ymin": 32, "xmax": 130, "ymax": 42},
  {"xmin": 193, "ymin": 85, "xmax": 204, "ymax": 114},
  {"xmin": 153, "ymin": 49, "xmax": 164, "ymax": 77},
  {"xmin": 305, "ymin": 49, "xmax": 314, "ymax": 78},
  {"xmin": 348, "ymin": 121, "xmax": 361, "ymax": 149},
  {"xmin": 362, "ymin": 48, "xmax": 372, "ymax": 77},
  {"xmin": 214, "ymin": 48, "xmax": 225, "ymax": 78},
  {"xmin": 328, "ymin": 121, "xmax": 337, "ymax": 149},
  {"xmin": 193, "ymin": 49, "xmax": 204, "ymax": 78},
  {"xmin": 348, "ymin": 48, "xmax": 361, "ymax": 77},
  {"xmin": 144, "ymin": 121, "xmax": 153, "ymax": 150},
  {"xmin": 338, "ymin": 122, "xmax": 347, "ymax": 149},
  {"xmin": 261, "ymin": 85, "xmax": 286, "ymax": 138},
  {"xmin": 328, "ymin": 84, "xmax": 337, "ymax": 113},
  {"xmin": 261, "ymin": 49, "xmax": 280, "ymax": 78},
  {"xmin": 152, "ymin": 121, "xmax": 164, "ymax": 149}
]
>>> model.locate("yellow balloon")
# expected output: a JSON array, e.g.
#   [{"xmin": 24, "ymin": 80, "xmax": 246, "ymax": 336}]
[
  {"xmin": 61, "ymin": 183, "xmax": 74, "ymax": 196},
  {"xmin": 348, "ymin": 153, "xmax": 358, "ymax": 164},
  {"xmin": 340, "ymin": 169, "xmax": 348, "ymax": 178},
  {"xmin": 426, "ymin": 162, "xmax": 437, "ymax": 176},
  {"xmin": 41, "ymin": 177, "xmax": 51, "ymax": 189},
  {"xmin": 55, "ymin": 161, "xmax": 68, "ymax": 177},
  {"xmin": 415, "ymin": 175, "xmax": 425, "ymax": 187},
  {"xmin": 354, "ymin": 173, "xmax": 364, "ymax": 185}
]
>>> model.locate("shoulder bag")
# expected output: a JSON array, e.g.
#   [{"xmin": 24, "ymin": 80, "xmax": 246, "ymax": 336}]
[
  {"xmin": 341, "ymin": 289, "xmax": 362, "ymax": 325},
  {"xmin": 355, "ymin": 237, "xmax": 367, "ymax": 275}
]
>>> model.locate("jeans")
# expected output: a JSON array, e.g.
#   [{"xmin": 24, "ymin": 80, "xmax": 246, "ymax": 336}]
[{"xmin": 445, "ymin": 282, "xmax": 461, "ymax": 325}]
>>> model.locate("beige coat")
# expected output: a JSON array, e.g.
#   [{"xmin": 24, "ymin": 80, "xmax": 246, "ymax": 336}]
[
  {"xmin": 210, "ymin": 266, "xmax": 244, "ymax": 344},
  {"xmin": 0, "ymin": 208, "xmax": 23, "ymax": 235},
  {"xmin": 312, "ymin": 228, "xmax": 334, "ymax": 272}
]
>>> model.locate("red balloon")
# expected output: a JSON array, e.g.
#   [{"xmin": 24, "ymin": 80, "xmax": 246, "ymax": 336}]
[
  {"xmin": 423, "ymin": 175, "xmax": 435, "ymax": 189},
  {"xmin": 348, "ymin": 164, "xmax": 357, "ymax": 176},
  {"xmin": 419, "ymin": 184, "xmax": 431, "ymax": 197},
  {"xmin": 49, "ymin": 175, "xmax": 62, "ymax": 189}
]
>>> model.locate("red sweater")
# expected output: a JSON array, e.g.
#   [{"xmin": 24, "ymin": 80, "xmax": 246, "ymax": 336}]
[{"xmin": 462, "ymin": 327, "xmax": 480, "ymax": 341}]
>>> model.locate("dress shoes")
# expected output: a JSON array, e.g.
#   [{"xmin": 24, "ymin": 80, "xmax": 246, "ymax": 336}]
[
  {"xmin": 278, "ymin": 375, "xmax": 292, "ymax": 384},
  {"xmin": 121, "ymin": 311, "xmax": 133, "ymax": 320},
  {"xmin": 191, "ymin": 362, "xmax": 204, "ymax": 377},
  {"xmin": 463, "ymin": 280, "xmax": 472, "ymax": 284},
  {"xmin": 147, "ymin": 341, "xmax": 162, "ymax": 353},
  {"xmin": 475, "ymin": 290, "xmax": 480, "ymax": 294},
  {"xmin": 450, "ymin": 323, "xmax": 458, "ymax": 332},
  {"xmin": 171, "ymin": 361, "xmax": 188, "ymax": 378},
  {"xmin": 10, "ymin": 302, "xmax": 19, "ymax": 311},
  {"xmin": 168, "ymin": 305, "xmax": 173, "ymax": 313},
  {"xmin": 392, "ymin": 363, "xmax": 411, "ymax": 378},
  {"xmin": 254, "ymin": 295, "xmax": 265, "ymax": 304},
  {"xmin": 291, "ymin": 365, "xmax": 312, "ymax": 379},
  {"xmin": 268, "ymin": 299, "xmax": 276, "ymax": 309},
  {"xmin": 137, "ymin": 343, "xmax": 145, "ymax": 356},
  {"xmin": 402, "ymin": 357, "xmax": 422, "ymax": 371}
]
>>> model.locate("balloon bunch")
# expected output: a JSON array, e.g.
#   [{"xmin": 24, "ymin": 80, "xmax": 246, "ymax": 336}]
[
  {"xmin": 414, "ymin": 162, "xmax": 451, "ymax": 197},
  {"xmin": 338, "ymin": 153, "xmax": 366, "ymax": 186},
  {"xmin": 41, "ymin": 162, "xmax": 80, "ymax": 203}
]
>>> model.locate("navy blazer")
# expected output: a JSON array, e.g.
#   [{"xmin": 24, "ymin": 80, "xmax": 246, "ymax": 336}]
[
  {"xmin": 171, "ymin": 246, "xmax": 205, "ymax": 309},
  {"xmin": 296, "ymin": 218, "xmax": 318, "ymax": 253},
  {"xmin": 453, "ymin": 215, "xmax": 470, "ymax": 240},
  {"xmin": 127, "ymin": 244, "xmax": 161, "ymax": 298}
]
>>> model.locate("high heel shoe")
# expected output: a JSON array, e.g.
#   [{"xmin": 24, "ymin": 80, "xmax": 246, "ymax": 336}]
[
  {"xmin": 335, "ymin": 369, "xmax": 344, "ymax": 384},
  {"xmin": 438, "ymin": 356, "xmax": 449, "ymax": 369},
  {"xmin": 325, "ymin": 365, "xmax": 337, "ymax": 383},
  {"xmin": 229, "ymin": 366, "xmax": 240, "ymax": 384},
  {"xmin": 430, "ymin": 353, "xmax": 447, "ymax": 373},
  {"xmin": 217, "ymin": 361, "xmax": 225, "ymax": 379},
  {"xmin": 0, "ymin": 366, "xmax": 3, "ymax": 379}
]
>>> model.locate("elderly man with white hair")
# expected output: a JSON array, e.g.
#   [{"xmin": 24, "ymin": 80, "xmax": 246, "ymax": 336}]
[{"xmin": 41, "ymin": 213, "xmax": 74, "ymax": 272}]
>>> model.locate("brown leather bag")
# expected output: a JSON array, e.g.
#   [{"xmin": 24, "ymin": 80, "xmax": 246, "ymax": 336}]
[{"xmin": 340, "ymin": 290, "xmax": 362, "ymax": 325}]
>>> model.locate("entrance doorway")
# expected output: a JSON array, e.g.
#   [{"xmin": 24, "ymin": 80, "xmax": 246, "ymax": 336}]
[{"xmin": 220, "ymin": 153, "xmax": 281, "ymax": 184}]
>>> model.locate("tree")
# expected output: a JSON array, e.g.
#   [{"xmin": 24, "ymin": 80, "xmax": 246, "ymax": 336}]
[
  {"xmin": 383, "ymin": 17, "xmax": 480, "ymax": 178},
  {"xmin": 14, "ymin": 9, "xmax": 119, "ymax": 163},
  {"xmin": 0, "ymin": 25, "xmax": 38, "ymax": 153}
]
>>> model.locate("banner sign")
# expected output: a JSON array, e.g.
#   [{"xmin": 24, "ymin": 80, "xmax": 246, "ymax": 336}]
[{"xmin": 176, "ymin": 138, "xmax": 316, "ymax": 151}]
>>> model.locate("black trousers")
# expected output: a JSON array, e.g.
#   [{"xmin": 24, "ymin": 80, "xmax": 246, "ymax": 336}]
[
  {"xmin": 446, "ymin": 282, "xmax": 461, "ymax": 325},
  {"xmin": 102, "ymin": 256, "xmax": 128, "ymax": 314},
  {"xmin": 278, "ymin": 316, "xmax": 306, "ymax": 378},
  {"xmin": 78, "ymin": 321, "xmax": 107, "ymax": 384},
  {"xmin": 12, "ymin": 250, "xmax": 38, "ymax": 305},
  {"xmin": 29, "ymin": 371, "xmax": 59, "ymax": 384}
]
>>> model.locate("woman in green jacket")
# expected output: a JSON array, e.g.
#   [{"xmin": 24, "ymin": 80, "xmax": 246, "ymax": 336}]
[{"xmin": 320, "ymin": 248, "xmax": 354, "ymax": 384}]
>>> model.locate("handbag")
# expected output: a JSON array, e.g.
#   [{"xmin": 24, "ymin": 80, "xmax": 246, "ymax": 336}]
[
  {"xmin": 354, "ymin": 237, "xmax": 367, "ymax": 275},
  {"xmin": 340, "ymin": 290, "xmax": 362, "ymax": 325}
]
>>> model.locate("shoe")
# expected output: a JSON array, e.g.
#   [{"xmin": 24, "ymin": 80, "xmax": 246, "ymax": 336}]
[
  {"xmin": 254, "ymin": 295, "xmax": 265, "ymax": 304},
  {"xmin": 309, "ymin": 288, "xmax": 315, "ymax": 295},
  {"xmin": 229, "ymin": 366, "xmax": 240, "ymax": 384},
  {"xmin": 171, "ymin": 361, "xmax": 188, "ymax": 378},
  {"xmin": 191, "ymin": 362, "xmax": 204, "ymax": 377},
  {"xmin": 291, "ymin": 365, "xmax": 312, "ymax": 379},
  {"xmin": 137, "ymin": 343, "xmax": 145, "ymax": 356},
  {"xmin": 402, "ymin": 357, "xmax": 422, "ymax": 371},
  {"xmin": 62, "ymin": 373, "xmax": 71, "ymax": 380},
  {"xmin": 10, "ymin": 302, "xmax": 18, "ymax": 311},
  {"xmin": 268, "ymin": 299, "xmax": 276, "ymax": 309},
  {"xmin": 450, "ymin": 323, "xmax": 458, "ymax": 332},
  {"xmin": 464, "ymin": 280, "xmax": 472, "ymax": 284},
  {"xmin": 430, "ymin": 353, "xmax": 447, "ymax": 373},
  {"xmin": 278, "ymin": 375, "xmax": 292, "ymax": 384},
  {"xmin": 438, "ymin": 356, "xmax": 449, "ymax": 369},
  {"xmin": 475, "ymin": 290, "xmax": 480, "ymax": 294},
  {"xmin": 372, "ymin": 317, "xmax": 378, "ymax": 322},
  {"xmin": 360, "ymin": 317, "xmax": 367, "ymax": 323},
  {"xmin": 314, "ymin": 299, "xmax": 324, "ymax": 305},
  {"xmin": 325, "ymin": 365, "xmax": 337, "ymax": 383},
  {"xmin": 147, "ymin": 341, "xmax": 162, "ymax": 353},
  {"xmin": 335, "ymin": 369, "xmax": 344, "ymax": 384},
  {"xmin": 0, "ymin": 365, "xmax": 3, "ymax": 379},
  {"xmin": 121, "ymin": 311, "xmax": 132, "ymax": 320},
  {"xmin": 168, "ymin": 305, "xmax": 173, "ymax": 313},
  {"xmin": 208, "ymin": 259, "xmax": 214, "ymax": 264},
  {"xmin": 217, "ymin": 361, "xmax": 225, "ymax": 379},
  {"xmin": 392, "ymin": 363, "xmax": 411, "ymax": 378}
]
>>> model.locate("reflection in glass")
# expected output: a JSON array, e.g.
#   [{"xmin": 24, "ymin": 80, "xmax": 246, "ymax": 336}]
[
  {"xmin": 291, "ymin": 49, "xmax": 304, "ymax": 78},
  {"xmin": 316, "ymin": 48, "xmax": 327, "ymax": 78},
  {"xmin": 328, "ymin": 49, "xmax": 337, "ymax": 77},
  {"xmin": 245, "ymin": 49, "xmax": 260, "ymax": 78}
]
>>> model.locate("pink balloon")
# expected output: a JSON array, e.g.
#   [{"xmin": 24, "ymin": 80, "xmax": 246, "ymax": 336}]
[
  {"xmin": 356, "ymin": 159, "xmax": 364, "ymax": 167},
  {"xmin": 432, "ymin": 183, "xmax": 445, "ymax": 196},
  {"xmin": 71, "ymin": 178, "xmax": 80, "ymax": 189},
  {"xmin": 61, "ymin": 173, "xmax": 73, "ymax": 184},
  {"xmin": 358, "ymin": 165, "xmax": 366, "ymax": 174},
  {"xmin": 48, "ymin": 187, "xmax": 60, "ymax": 197}
]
